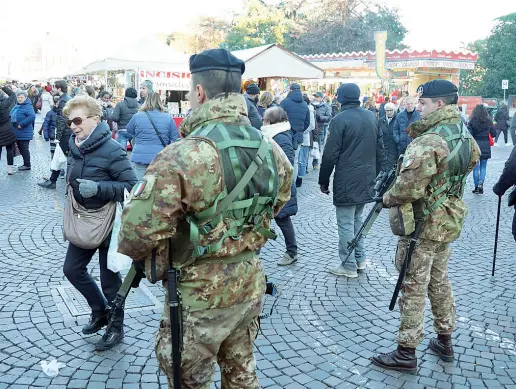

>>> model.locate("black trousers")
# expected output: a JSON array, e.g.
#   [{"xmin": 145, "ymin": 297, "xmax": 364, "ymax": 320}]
[
  {"xmin": 0, "ymin": 144, "xmax": 14, "ymax": 165},
  {"xmin": 496, "ymin": 128, "xmax": 509, "ymax": 144},
  {"xmin": 16, "ymin": 140, "xmax": 31, "ymax": 167},
  {"xmin": 275, "ymin": 216, "xmax": 298, "ymax": 256},
  {"xmin": 63, "ymin": 237, "xmax": 123, "ymax": 331}
]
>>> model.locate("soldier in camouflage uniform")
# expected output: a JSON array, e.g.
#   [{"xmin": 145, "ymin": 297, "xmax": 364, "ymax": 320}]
[
  {"xmin": 371, "ymin": 80, "xmax": 480, "ymax": 373},
  {"xmin": 117, "ymin": 49, "xmax": 293, "ymax": 388}
]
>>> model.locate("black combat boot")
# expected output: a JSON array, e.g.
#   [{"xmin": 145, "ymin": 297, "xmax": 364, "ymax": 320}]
[
  {"xmin": 472, "ymin": 186, "xmax": 479, "ymax": 194},
  {"xmin": 370, "ymin": 345, "xmax": 417, "ymax": 374},
  {"xmin": 478, "ymin": 183, "xmax": 484, "ymax": 194},
  {"xmin": 95, "ymin": 308, "xmax": 124, "ymax": 351},
  {"xmin": 82, "ymin": 311, "xmax": 109, "ymax": 335},
  {"xmin": 429, "ymin": 334, "xmax": 454, "ymax": 362}
]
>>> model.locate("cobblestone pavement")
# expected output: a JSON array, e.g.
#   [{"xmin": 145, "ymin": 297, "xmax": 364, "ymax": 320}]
[{"xmin": 1, "ymin": 119, "xmax": 516, "ymax": 389}]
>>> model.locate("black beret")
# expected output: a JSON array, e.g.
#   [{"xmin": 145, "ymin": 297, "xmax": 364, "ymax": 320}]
[
  {"xmin": 189, "ymin": 49, "xmax": 245, "ymax": 75},
  {"xmin": 246, "ymin": 83, "xmax": 260, "ymax": 94},
  {"xmin": 417, "ymin": 79, "xmax": 458, "ymax": 98}
]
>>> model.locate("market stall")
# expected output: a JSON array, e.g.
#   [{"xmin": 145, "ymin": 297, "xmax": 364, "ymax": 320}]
[
  {"xmin": 82, "ymin": 37, "xmax": 190, "ymax": 115},
  {"xmin": 301, "ymin": 49, "xmax": 478, "ymax": 98},
  {"xmin": 232, "ymin": 44, "xmax": 324, "ymax": 94}
]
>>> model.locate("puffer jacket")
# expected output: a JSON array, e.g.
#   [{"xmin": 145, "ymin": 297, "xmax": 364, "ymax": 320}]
[
  {"xmin": 393, "ymin": 109, "xmax": 420, "ymax": 155},
  {"xmin": 0, "ymin": 87, "xmax": 16, "ymax": 147},
  {"xmin": 261, "ymin": 121, "xmax": 297, "ymax": 218},
  {"xmin": 126, "ymin": 109, "xmax": 179, "ymax": 164},
  {"xmin": 111, "ymin": 97, "xmax": 139, "ymax": 130},
  {"xmin": 42, "ymin": 108, "xmax": 58, "ymax": 141},
  {"xmin": 56, "ymin": 94, "xmax": 72, "ymax": 153},
  {"xmin": 280, "ymin": 89, "xmax": 310, "ymax": 145},
  {"xmin": 495, "ymin": 107, "xmax": 510, "ymax": 130},
  {"xmin": 11, "ymin": 98, "xmax": 36, "ymax": 141},
  {"xmin": 245, "ymin": 95, "xmax": 263, "ymax": 129},
  {"xmin": 67, "ymin": 121, "xmax": 137, "ymax": 210},
  {"xmin": 378, "ymin": 114, "xmax": 398, "ymax": 168},
  {"xmin": 319, "ymin": 102, "xmax": 384, "ymax": 206},
  {"xmin": 468, "ymin": 121, "xmax": 497, "ymax": 160}
]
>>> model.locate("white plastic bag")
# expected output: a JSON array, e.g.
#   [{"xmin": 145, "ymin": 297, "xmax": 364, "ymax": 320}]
[
  {"xmin": 41, "ymin": 359, "xmax": 66, "ymax": 377},
  {"xmin": 311, "ymin": 141, "xmax": 321, "ymax": 160},
  {"xmin": 107, "ymin": 200, "xmax": 132, "ymax": 273},
  {"xmin": 50, "ymin": 143, "xmax": 67, "ymax": 171}
]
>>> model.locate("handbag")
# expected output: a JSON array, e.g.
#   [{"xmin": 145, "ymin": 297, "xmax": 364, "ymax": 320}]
[
  {"xmin": 63, "ymin": 186, "xmax": 116, "ymax": 249},
  {"xmin": 145, "ymin": 112, "xmax": 167, "ymax": 148},
  {"xmin": 35, "ymin": 96, "xmax": 42, "ymax": 111},
  {"xmin": 12, "ymin": 141, "xmax": 21, "ymax": 157},
  {"xmin": 488, "ymin": 133, "xmax": 495, "ymax": 146}
]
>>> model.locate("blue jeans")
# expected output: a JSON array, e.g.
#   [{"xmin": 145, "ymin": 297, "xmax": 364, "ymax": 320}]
[
  {"xmin": 117, "ymin": 130, "xmax": 133, "ymax": 151},
  {"xmin": 297, "ymin": 145, "xmax": 310, "ymax": 178},
  {"xmin": 473, "ymin": 159, "xmax": 488, "ymax": 187},
  {"xmin": 336, "ymin": 205, "xmax": 366, "ymax": 271}
]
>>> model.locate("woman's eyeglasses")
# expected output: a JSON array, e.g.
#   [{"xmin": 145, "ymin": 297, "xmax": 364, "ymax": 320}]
[{"xmin": 67, "ymin": 116, "xmax": 95, "ymax": 127}]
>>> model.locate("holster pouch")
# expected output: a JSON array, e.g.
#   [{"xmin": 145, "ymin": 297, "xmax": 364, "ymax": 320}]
[{"xmin": 389, "ymin": 203, "xmax": 415, "ymax": 236}]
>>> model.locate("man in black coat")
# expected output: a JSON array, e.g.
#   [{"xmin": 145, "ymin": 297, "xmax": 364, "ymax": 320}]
[
  {"xmin": 280, "ymin": 83, "xmax": 310, "ymax": 149},
  {"xmin": 378, "ymin": 102, "xmax": 398, "ymax": 169},
  {"xmin": 319, "ymin": 83, "xmax": 385, "ymax": 278},
  {"xmin": 493, "ymin": 147, "xmax": 516, "ymax": 241},
  {"xmin": 244, "ymin": 83, "xmax": 263, "ymax": 130},
  {"xmin": 38, "ymin": 79, "xmax": 72, "ymax": 189}
]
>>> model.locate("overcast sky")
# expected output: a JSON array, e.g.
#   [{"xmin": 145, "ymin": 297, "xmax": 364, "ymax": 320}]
[{"xmin": 0, "ymin": 0, "xmax": 515, "ymax": 55}]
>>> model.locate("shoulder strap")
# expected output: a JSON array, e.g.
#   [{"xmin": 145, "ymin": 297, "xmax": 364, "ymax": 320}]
[
  {"xmin": 194, "ymin": 136, "xmax": 270, "ymax": 225},
  {"xmin": 145, "ymin": 111, "xmax": 167, "ymax": 148}
]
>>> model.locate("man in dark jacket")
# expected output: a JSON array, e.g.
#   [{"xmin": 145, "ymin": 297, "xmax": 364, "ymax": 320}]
[
  {"xmin": 38, "ymin": 79, "xmax": 72, "ymax": 189},
  {"xmin": 494, "ymin": 147, "xmax": 516, "ymax": 241},
  {"xmin": 111, "ymin": 87, "xmax": 139, "ymax": 150},
  {"xmin": 393, "ymin": 96, "xmax": 420, "ymax": 156},
  {"xmin": 280, "ymin": 83, "xmax": 310, "ymax": 149},
  {"xmin": 244, "ymin": 83, "xmax": 263, "ymax": 129},
  {"xmin": 319, "ymin": 83, "xmax": 385, "ymax": 278},
  {"xmin": 379, "ymin": 102, "xmax": 398, "ymax": 169},
  {"xmin": 312, "ymin": 91, "xmax": 332, "ymax": 169},
  {"xmin": 494, "ymin": 104, "xmax": 511, "ymax": 146}
]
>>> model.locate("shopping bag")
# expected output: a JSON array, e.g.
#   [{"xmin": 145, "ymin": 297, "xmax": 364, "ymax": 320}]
[
  {"xmin": 107, "ymin": 202, "xmax": 132, "ymax": 273},
  {"xmin": 12, "ymin": 142, "xmax": 21, "ymax": 157},
  {"xmin": 311, "ymin": 142, "xmax": 321, "ymax": 160},
  {"xmin": 50, "ymin": 144, "xmax": 67, "ymax": 171},
  {"xmin": 488, "ymin": 133, "xmax": 495, "ymax": 147}
]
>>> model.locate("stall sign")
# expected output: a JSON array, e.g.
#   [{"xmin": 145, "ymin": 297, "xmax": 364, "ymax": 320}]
[{"xmin": 140, "ymin": 71, "xmax": 191, "ymax": 91}]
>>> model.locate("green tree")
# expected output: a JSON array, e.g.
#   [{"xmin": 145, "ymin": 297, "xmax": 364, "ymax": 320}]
[
  {"xmin": 223, "ymin": 0, "xmax": 289, "ymax": 50},
  {"xmin": 459, "ymin": 40, "xmax": 486, "ymax": 96},
  {"xmin": 462, "ymin": 13, "xmax": 516, "ymax": 99},
  {"xmin": 283, "ymin": 3, "xmax": 407, "ymax": 54}
]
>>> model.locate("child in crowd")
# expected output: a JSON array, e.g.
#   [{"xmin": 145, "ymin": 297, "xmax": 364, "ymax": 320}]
[{"xmin": 41, "ymin": 96, "xmax": 60, "ymax": 158}]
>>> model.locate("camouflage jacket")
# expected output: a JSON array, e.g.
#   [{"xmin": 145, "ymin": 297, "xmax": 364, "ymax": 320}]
[
  {"xmin": 118, "ymin": 93, "xmax": 293, "ymax": 312},
  {"xmin": 383, "ymin": 104, "xmax": 480, "ymax": 242}
]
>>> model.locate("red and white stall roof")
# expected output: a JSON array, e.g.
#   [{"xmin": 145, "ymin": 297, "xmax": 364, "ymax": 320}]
[{"xmin": 302, "ymin": 49, "xmax": 478, "ymax": 70}]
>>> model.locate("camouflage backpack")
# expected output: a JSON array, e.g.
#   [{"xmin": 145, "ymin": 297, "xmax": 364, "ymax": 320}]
[
  {"xmin": 186, "ymin": 122, "xmax": 279, "ymax": 257},
  {"xmin": 423, "ymin": 122, "xmax": 474, "ymax": 215}
]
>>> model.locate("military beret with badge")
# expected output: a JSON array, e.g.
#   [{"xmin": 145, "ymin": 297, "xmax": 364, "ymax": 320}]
[
  {"xmin": 417, "ymin": 79, "xmax": 458, "ymax": 99},
  {"xmin": 189, "ymin": 48, "xmax": 245, "ymax": 74}
]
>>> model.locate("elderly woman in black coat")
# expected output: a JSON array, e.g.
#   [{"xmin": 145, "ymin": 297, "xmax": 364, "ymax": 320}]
[
  {"xmin": 261, "ymin": 106, "xmax": 298, "ymax": 265},
  {"xmin": 61, "ymin": 96, "xmax": 137, "ymax": 351},
  {"xmin": 0, "ymin": 85, "xmax": 17, "ymax": 175}
]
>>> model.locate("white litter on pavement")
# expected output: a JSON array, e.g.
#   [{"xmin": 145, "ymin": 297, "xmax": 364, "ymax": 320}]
[{"xmin": 40, "ymin": 359, "xmax": 66, "ymax": 377}]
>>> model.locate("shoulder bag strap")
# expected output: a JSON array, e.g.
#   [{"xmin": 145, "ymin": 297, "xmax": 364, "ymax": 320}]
[{"xmin": 145, "ymin": 111, "xmax": 167, "ymax": 148}]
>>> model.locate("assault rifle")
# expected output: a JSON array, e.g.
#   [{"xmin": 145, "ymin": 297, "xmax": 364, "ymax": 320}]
[{"xmin": 342, "ymin": 164, "xmax": 398, "ymax": 266}]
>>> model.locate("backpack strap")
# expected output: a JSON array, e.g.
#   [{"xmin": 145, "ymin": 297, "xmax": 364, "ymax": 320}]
[{"xmin": 193, "ymin": 136, "xmax": 270, "ymax": 225}]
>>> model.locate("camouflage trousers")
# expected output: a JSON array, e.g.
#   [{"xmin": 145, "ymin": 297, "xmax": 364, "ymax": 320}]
[
  {"xmin": 155, "ymin": 297, "xmax": 263, "ymax": 389},
  {"xmin": 395, "ymin": 237, "xmax": 456, "ymax": 348}
]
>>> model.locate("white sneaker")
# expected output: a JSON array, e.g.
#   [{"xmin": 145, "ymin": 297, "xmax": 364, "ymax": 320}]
[
  {"xmin": 328, "ymin": 265, "xmax": 358, "ymax": 278},
  {"xmin": 507, "ymin": 143, "xmax": 513, "ymax": 146},
  {"xmin": 277, "ymin": 253, "xmax": 298, "ymax": 266},
  {"xmin": 494, "ymin": 143, "xmax": 499, "ymax": 147},
  {"xmin": 357, "ymin": 262, "xmax": 367, "ymax": 271}
]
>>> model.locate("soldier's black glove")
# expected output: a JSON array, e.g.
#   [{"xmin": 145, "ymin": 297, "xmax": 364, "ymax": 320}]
[{"xmin": 131, "ymin": 261, "xmax": 146, "ymax": 288}]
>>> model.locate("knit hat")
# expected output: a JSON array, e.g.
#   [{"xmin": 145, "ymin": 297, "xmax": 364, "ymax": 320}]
[
  {"xmin": 141, "ymin": 80, "xmax": 153, "ymax": 93},
  {"xmin": 337, "ymin": 83, "xmax": 361, "ymax": 105},
  {"xmin": 125, "ymin": 87, "xmax": 138, "ymax": 98},
  {"xmin": 44, "ymin": 85, "xmax": 52, "ymax": 93},
  {"xmin": 289, "ymin": 83, "xmax": 301, "ymax": 91},
  {"xmin": 246, "ymin": 83, "xmax": 260, "ymax": 95}
]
